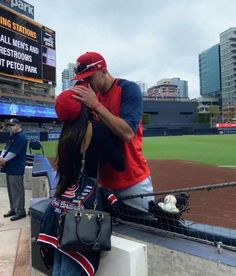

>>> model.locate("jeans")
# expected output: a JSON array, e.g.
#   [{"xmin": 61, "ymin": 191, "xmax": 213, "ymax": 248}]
[
  {"xmin": 113, "ymin": 176, "xmax": 154, "ymax": 212},
  {"xmin": 52, "ymin": 250, "xmax": 85, "ymax": 276}
]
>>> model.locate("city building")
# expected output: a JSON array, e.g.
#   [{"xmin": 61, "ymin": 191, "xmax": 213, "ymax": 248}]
[
  {"xmin": 61, "ymin": 63, "xmax": 76, "ymax": 90},
  {"xmin": 199, "ymin": 44, "xmax": 221, "ymax": 99},
  {"xmin": 220, "ymin": 28, "xmax": 236, "ymax": 119},
  {"xmin": 147, "ymin": 79, "xmax": 178, "ymax": 100},
  {"xmin": 196, "ymin": 97, "xmax": 219, "ymax": 113},
  {"xmin": 147, "ymin": 78, "xmax": 188, "ymax": 100},
  {"xmin": 171, "ymin": 78, "xmax": 188, "ymax": 98},
  {"xmin": 136, "ymin": 81, "xmax": 148, "ymax": 96},
  {"xmin": 199, "ymin": 27, "xmax": 236, "ymax": 121}
]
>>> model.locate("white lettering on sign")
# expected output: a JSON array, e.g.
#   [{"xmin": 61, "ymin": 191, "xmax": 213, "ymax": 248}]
[
  {"xmin": 0, "ymin": 46, "xmax": 32, "ymax": 62},
  {"xmin": 29, "ymin": 45, "xmax": 39, "ymax": 54},
  {"xmin": 0, "ymin": 34, "xmax": 11, "ymax": 45},
  {"xmin": 43, "ymin": 34, "xmax": 54, "ymax": 48},
  {"xmin": 0, "ymin": 58, "xmax": 5, "ymax": 66},
  {"xmin": 10, "ymin": 0, "xmax": 34, "ymax": 16},
  {"xmin": 6, "ymin": 60, "xmax": 24, "ymax": 71},
  {"xmin": 12, "ymin": 38, "xmax": 28, "ymax": 51},
  {"xmin": 24, "ymin": 64, "xmax": 37, "ymax": 73}
]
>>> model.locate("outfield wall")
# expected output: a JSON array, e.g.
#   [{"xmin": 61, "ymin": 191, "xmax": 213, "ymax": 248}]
[{"xmin": 1, "ymin": 127, "xmax": 236, "ymax": 144}]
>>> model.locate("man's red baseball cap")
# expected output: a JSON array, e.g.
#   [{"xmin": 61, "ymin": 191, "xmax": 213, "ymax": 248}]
[{"xmin": 72, "ymin": 52, "xmax": 107, "ymax": 81}]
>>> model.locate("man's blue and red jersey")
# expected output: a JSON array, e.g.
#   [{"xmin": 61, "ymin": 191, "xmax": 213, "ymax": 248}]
[{"xmin": 97, "ymin": 79, "xmax": 150, "ymax": 190}]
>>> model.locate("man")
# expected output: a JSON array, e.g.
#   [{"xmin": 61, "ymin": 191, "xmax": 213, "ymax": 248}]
[
  {"xmin": 0, "ymin": 118, "xmax": 28, "ymax": 221},
  {"xmin": 71, "ymin": 51, "xmax": 154, "ymax": 212}
]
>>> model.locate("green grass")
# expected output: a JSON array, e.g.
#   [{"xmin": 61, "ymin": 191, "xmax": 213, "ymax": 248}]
[
  {"xmin": 0, "ymin": 141, "xmax": 59, "ymax": 158},
  {"xmin": 143, "ymin": 134, "xmax": 236, "ymax": 166},
  {"xmin": 1, "ymin": 134, "xmax": 236, "ymax": 166}
]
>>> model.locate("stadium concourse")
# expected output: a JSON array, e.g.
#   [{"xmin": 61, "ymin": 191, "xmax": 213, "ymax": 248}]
[{"xmin": 0, "ymin": 186, "xmax": 31, "ymax": 275}]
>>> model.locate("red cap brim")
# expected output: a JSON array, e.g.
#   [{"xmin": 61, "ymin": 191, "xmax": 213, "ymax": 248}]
[{"xmin": 72, "ymin": 69, "xmax": 97, "ymax": 81}]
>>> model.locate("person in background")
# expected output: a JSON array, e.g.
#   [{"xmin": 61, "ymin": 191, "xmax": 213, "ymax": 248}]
[
  {"xmin": 0, "ymin": 118, "xmax": 28, "ymax": 221},
  {"xmin": 37, "ymin": 89, "xmax": 125, "ymax": 276},
  {"xmin": 71, "ymin": 51, "xmax": 154, "ymax": 212}
]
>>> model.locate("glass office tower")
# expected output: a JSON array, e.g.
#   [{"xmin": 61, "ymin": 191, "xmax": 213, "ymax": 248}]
[
  {"xmin": 220, "ymin": 28, "xmax": 236, "ymax": 106},
  {"xmin": 199, "ymin": 44, "xmax": 221, "ymax": 98},
  {"xmin": 61, "ymin": 63, "xmax": 76, "ymax": 91}
]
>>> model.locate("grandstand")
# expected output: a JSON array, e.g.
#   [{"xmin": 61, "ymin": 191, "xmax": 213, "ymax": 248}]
[
  {"xmin": 0, "ymin": 4, "xmax": 60, "ymax": 137},
  {"xmin": 0, "ymin": 75, "xmax": 60, "ymax": 131}
]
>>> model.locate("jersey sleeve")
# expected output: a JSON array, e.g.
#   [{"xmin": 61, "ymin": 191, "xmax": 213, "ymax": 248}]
[{"xmin": 119, "ymin": 80, "xmax": 143, "ymax": 133}]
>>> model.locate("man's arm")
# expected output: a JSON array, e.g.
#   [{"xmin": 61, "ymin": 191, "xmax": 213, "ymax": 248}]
[
  {"xmin": 71, "ymin": 86, "xmax": 134, "ymax": 142},
  {"xmin": 2, "ymin": 152, "xmax": 16, "ymax": 161},
  {"xmin": 93, "ymin": 104, "xmax": 134, "ymax": 142}
]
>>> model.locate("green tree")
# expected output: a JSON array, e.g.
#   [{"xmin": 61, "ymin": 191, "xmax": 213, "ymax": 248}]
[
  {"xmin": 142, "ymin": 113, "xmax": 151, "ymax": 125},
  {"xmin": 208, "ymin": 105, "xmax": 221, "ymax": 127},
  {"xmin": 224, "ymin": 109, "xmax": 234, "ymax": 123}
]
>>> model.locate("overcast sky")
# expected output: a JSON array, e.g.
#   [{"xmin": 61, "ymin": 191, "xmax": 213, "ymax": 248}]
[{"xmin": 29, "ymin": 0, "xmax": 236, "ymax": 98}]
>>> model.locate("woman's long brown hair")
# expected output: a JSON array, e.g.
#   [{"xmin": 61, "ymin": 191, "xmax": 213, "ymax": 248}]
[{"xmin": 55, "ymin": 105, "xmax": 89, "ymax": 195}]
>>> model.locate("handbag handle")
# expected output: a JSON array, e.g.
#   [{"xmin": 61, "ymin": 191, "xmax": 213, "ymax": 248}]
[
  {"xmin": 75, "ymin": 212, "xmax": 104, "ymax": 246},
  {"xmin": 80, "ymin": 123, "xmax": 100, "ymax": 210}
]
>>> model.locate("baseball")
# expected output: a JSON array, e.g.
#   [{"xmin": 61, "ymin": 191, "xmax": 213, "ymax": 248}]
[
  {"xmin": 164, "ymin": 194, "xmax": 177, "ymax": 205},
  {"xmin": 163, "ymin": 203, "xmax": 179, "ymax": 213}
]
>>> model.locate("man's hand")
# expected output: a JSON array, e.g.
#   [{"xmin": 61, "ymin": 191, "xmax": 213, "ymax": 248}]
[
  {"xmin": 0, "ymin": 157, "xmax": 6, "ymax": 167},
  {"xmin": 70, "ymin": 85, "xmax": 134, "ymax": 142},
  {"xmin": 70, "ymin": 85, "xmax": 99, "ymax": 110}
]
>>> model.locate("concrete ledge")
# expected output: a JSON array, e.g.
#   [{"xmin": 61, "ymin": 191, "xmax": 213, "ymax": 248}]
[
  {"xmin": 97, "ymin": 236, "xmax": 147, "ymax": 276},
  {"xmin": 0, "ymin": 166, "xmax": 33, "ymax": 190},
  {"xmin": 113, "ymin": 224, "xmax": 236, "ymax": 276},
  {"xmin": 31, "ymin": 176, "xmax": 49, "ymax": 198},
  {"xmin": 31, "ymin": 235, "xmax": 147, "ymax": 276}
]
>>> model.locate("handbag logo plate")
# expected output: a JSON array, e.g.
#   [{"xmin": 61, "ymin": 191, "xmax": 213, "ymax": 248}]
[{"xmin": 86, "ymin": 213, "xmax": 94, "ymax": 220}]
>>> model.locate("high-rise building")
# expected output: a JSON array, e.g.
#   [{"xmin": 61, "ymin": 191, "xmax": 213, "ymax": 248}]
[
  {"xmin": 220, "ymin": 28, "xmax": 236, "ymax": 107},
  {"xmin": 147, "ymin": 78, "xmax": 188, "ymax": 100},
  {"xmin": 147, "ymin": 79, "xmax": 178, "ymax": 99},
  {"xmin": 199, "ymin": 44, "xmax": 221, "ymax": 99},
  {"xmin": 62, "ymin": 63, "xmax": 76, "ymax": 90},
  {"xmin": 199, "ymin": 28, "xmax": 236, "ymax": 120},
  {"xmin": 170, "ymin": 78, "xmax": 188, "ymax": 98},
  {"xmin": 136, "ymin": 81, "xmax": 148, "ymax": 96}
]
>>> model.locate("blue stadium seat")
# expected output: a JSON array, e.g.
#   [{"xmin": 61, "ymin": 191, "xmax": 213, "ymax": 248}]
[{"xmin": 29, "ymin": 140, "xmax": 45, "ymax": 155}]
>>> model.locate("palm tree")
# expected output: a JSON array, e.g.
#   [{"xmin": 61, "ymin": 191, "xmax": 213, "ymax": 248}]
[{"xmin": 208, "ymin": 105, "xmax": 221, "ymax": 127}]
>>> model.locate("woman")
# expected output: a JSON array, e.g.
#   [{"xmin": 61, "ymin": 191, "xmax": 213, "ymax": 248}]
[{"xmin": 37, "ymin": 88, "xmax": 125, "ymax": 276}]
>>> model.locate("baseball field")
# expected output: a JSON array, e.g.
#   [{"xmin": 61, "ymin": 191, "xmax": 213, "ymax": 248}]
[
  {"xmin": 15, "ymin": 134, "xmax": 235, "ymax": 166},
  {"xmin": 1, "ymin": 134, "xmax": 236, "ymax": 230},
  {"xmin": 41, "ymin": 134, "xmax": 236, "ymax": 230}
]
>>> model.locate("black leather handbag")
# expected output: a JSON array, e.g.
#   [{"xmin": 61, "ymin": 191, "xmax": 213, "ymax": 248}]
[
  {"xmin": 58, "ymin": 208, "xmax": 112, "ymax": 252},
  {"xmin": 57, "ymin": 146, "xmax": 112, "ymax": 253}
]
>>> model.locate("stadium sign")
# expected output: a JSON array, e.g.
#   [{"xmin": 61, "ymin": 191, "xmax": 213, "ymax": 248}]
[
  {"xmin": 0, "ymin": 102, "xmax": 57, "ymax": 118},
  {"xmin": 48, "ymin": 131, "xmax": 61, "ymax": 141},
  {"xmin": 0, "ymin": 5, "xmax": 56, "ymax": 84},
  {"xmin": 25, "ymin": 131, "xmax": 40, "ymax": 141},
  {"xmin": 0, "ymin": 0, "xmax": 34, "ymax": 19},
  {"xmin": 216, "ymin": 123, "xmax": 236, "ymax": 128}
]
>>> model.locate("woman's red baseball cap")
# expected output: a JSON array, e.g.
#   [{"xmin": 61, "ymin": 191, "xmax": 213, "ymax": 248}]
[{"xmin": 55, "ymin": 82, "xmax": 88, "ymax": 121}]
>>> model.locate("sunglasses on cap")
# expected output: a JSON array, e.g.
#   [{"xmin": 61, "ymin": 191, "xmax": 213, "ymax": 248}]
[{"xmin": 74, "ymin": 60, "xmax": 103, "ymax": 75}]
